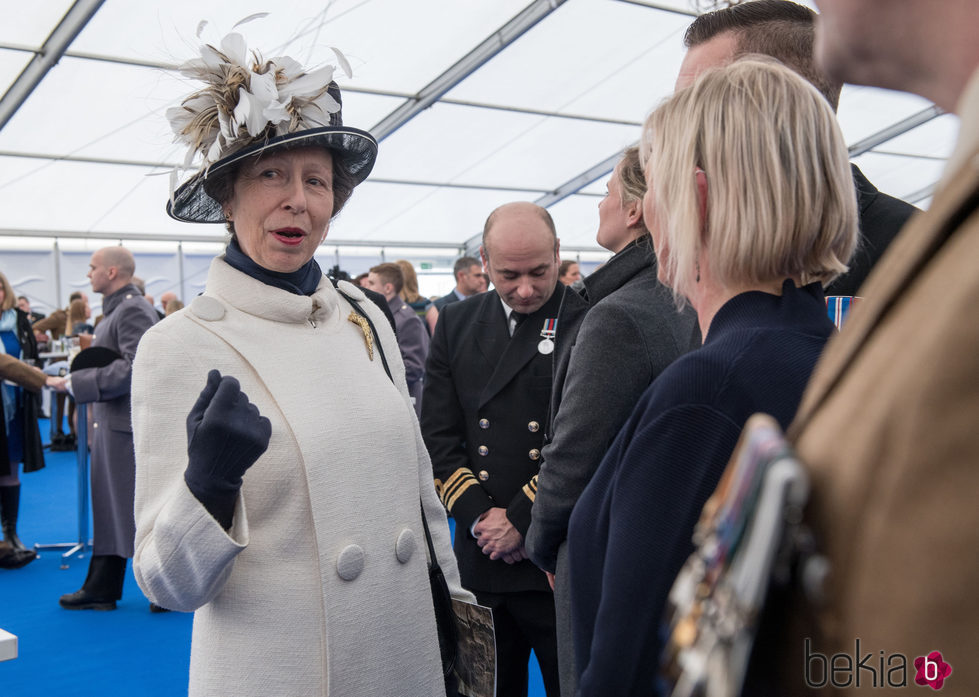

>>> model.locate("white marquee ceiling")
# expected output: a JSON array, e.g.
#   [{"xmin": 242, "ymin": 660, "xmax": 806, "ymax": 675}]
[{"xmin": 0, "ymin": 0, "xmax": 958, "ymax": 254}]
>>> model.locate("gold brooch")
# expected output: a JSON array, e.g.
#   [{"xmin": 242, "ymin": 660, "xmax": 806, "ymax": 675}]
[{"xmin": 348, "ymin": 312, "xmax": 374, "ymax": 361}]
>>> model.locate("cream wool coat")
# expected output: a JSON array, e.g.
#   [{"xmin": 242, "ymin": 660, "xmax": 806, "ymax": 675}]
[{"xmin": 132, "ymin": 258, "xmax": 472, "ymax": 697}]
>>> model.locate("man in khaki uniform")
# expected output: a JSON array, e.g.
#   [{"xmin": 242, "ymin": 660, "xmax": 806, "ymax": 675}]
[{"xmin": 763, "ymin": 1, "xmax": 979, "ymax": 694}]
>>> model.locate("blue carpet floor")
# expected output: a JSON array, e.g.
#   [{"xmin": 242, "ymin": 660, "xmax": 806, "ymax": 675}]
[{"xmin": 1, "ymin": 417, "xmax": 546, "ymax": 696}]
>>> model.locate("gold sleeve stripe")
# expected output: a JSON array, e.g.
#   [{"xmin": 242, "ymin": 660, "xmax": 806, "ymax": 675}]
[
  {"xmin": 442, "ymin": 468, "xmax": 479, "ymax": 511},
  {"xmin": 522, "ymin": 474, "xmax": 539, "ymax": 502}
]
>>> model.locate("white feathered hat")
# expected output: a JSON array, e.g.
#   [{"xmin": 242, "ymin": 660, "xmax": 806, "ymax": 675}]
[{"xmin": 166, "ymin": 17, "xmax": 377, "ymax": 223}]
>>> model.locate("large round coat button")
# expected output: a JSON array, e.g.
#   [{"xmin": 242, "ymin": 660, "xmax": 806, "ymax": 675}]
[
  {"xmin": 528, "ymin": 421, "xmax": 540, "ymax": 432},
  {"xmin": 479, "ymin": 418, "xmax": 490, "ymax": 430},
  {"xmin": 336, "ymin": 544, "xmax": 365, "ymax": 581},
  {"xmin": 191, "ymin": 295, "xmax": 225, "ymax": 321},
  {"xmin": 478, "ymin": 445, "xmax": 489, "ymax": 456},
  {"xmin": 478, "ymin": 470, "xmax": 490, "ymax": 482},
  {"xmin": 529, "ymin": 448, "xmax": 541, "ymax": 461},
  {"xmin": 396, "ymin": 529, "xmax": 416, "ymax": 563}
]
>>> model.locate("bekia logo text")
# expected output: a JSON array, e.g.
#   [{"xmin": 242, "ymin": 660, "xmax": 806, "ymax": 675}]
[{"xmin": 805, "ymin": 639, "xmax": 952, "ymax": 690}]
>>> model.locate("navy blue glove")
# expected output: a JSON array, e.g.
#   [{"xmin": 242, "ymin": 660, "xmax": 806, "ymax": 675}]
[{"xmin": 183, "ymin": 369, "xmax": 272, "ymax": 529}]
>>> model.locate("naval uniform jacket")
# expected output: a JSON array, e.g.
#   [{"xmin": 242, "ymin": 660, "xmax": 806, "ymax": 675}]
[{"xmin": 421, "ymin": 285, "xmax": 588, "ymax": 594}]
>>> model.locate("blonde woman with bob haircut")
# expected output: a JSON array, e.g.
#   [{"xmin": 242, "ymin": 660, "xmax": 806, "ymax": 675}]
[{"xmin": 566, "ymin": 58, "xmax": 858, "ymax": 696}]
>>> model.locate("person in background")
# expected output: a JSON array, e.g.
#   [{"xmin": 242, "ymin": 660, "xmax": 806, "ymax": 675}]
[
  {"xmin": 396, "ymin": 259, "xmax": 439, "ymax": 335},
  {"xmin": 557, "ymin": 260, "xmax": 580, "ymax": 286},
  {"xmin": 526, "ymin": 147, "xmax": 699, "ymax": 696},
  {"xmin": 757, "ymin": 0, "xmax": 979, "ymax": 693},
  {"xmin": 0, "ymin": 271, "xmax": 45, "ymax": 555},
  {"xmin": 352, "ymin": 272, "xmax": 369, "ymax": 288},
  {"xmin": 164, "ymin": 298, "xmax": 184, "ymax": 316},
  {"xmin": 16, "ymin": 296, "xmax": 45, "ymax": 324},
  {"xmin": 157, "ymin": 291, "xmax": 178, "ymax": 319},
  {"xmin": 365, "ymin": 263, "xmax": 430, "ymax": 417},
  {"xmin": 676, "ymin": 0, "xmax": 917, "ymax": 297},
  {"xmin": 433, "ymin": 255, "xmax": 483, "ymax": 311},
  {"xmin": 567, "ymin": 58, "xmax": 858, "ymax": 696},
  {"xmin": 32, "ymin": 290, "xmax": 87, "ymax": 447},
  {"xmin": 65, "ymin": 298, "xmax": 94, "ymax": 337},
  {"xmin": 475, "ymin": 270, "xmax": 490, "ymax": 293},
  {"xmin": 130, "ymin": 31, "xmax": 469, "ymax": 696},
  {"xmin": 48, "ymin": 246, "xmax": 159, "ymax": 611},
  {"xmin": 31, "ymin": 290, "xmax": 86, "ymax": 343}
]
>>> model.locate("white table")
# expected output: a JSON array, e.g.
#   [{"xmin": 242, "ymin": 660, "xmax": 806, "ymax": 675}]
[{"xmin": 0, "ymin": 627, "xmax": 17, "ymax": 661}]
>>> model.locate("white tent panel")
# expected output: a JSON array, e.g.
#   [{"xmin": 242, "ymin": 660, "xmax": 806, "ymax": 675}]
[
  {"xmin": 0, "ymin": 156, "xmax": 184, "ymax": 235},
  {"xmin": 850, "ymin": 151, "xmax": 947, "ymax": 205},
  {"xmin": 876, "ymin": 114, "xmax": 959, "ymax": 160},
  {"xmin": 373, "ymin": 102, "xmax": 638, "ymax": 191},
  {"xmin": 836, "ymin": 84, "xmax": 935, "ymax": 145},
  {"xmin": 0, "ymin": 0, "xmax": 955, "ymax": 254},
  {"xmin": 0, "ymin": 49, "xmax": 31, "ymax": 87},
  {"xmin": 547, "ymin": 192, "xmax": 610, "ymax": 250},
  {"xmin": 0, "ymin": 2, "xmax": 75, "ymax": 47},
  {"xmin": 452, "ymin": 115, "xmax": 638, "ymax": 191},
  {"xmin": 446, "ymin": 0, "xmax": 689, "ymax": 122},
  {"xmin": 69, "ymin": 0, "xmax": 530, "ymax": 95},
  {"xmin": 329, "ymin": 180, "xmax": 541, "ymax": 245},
  {"xmin": 0, "ymin": 57, "xmax": 181, "ymax": 162}
]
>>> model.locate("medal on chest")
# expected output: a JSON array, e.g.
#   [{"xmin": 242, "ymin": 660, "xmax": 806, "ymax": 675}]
[{"xmin": 538, "ymin": 318, "xmax": 557, "ymax": 355}]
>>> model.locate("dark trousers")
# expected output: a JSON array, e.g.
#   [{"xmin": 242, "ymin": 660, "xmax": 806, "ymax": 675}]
[
  {"xmin": 475, "ymin": 589, "xmax": 560, "ymax": 697},
  {"xmin": 83, "ymin": 554, "xmax": 127, "ymax": 600}
]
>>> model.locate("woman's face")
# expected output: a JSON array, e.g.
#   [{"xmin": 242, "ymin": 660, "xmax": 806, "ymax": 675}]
[
  {"xmin": 596, "ymin": 163, "xmax": 635, "ymax": 254},
  {"xmin": 560, "ymin": 263, "xmax": 580, "ymax": 285},
  {"xmin": 227, "ymin": 147, "xmax": 335, "ymax": 273}
]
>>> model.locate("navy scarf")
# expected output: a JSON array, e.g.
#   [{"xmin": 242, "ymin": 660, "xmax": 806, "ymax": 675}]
[{"xmin": 223, "ymin": 237, "xmax": 323, "ymax": 296}]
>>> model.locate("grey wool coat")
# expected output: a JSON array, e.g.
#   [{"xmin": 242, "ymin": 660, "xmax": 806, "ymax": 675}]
[
  {"xmin": 71, "ymin": 283, "xmax": 158, "ymax": 557},
  {"xmin": 526, "ymin": 237, "xmax": 698, "ymax": 696}
]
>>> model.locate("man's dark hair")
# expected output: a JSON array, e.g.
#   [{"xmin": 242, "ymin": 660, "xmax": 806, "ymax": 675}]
[
  {"xmin": 453, "ymin": 256, "xmax": 480, "ymax": 281},
  {"xmin": 68, "ymin": 291, "xmax": 84, "ymax": 303},
  {"xmin": 684, "ymin": 0, "xmax": 842, "ymax": 111}
]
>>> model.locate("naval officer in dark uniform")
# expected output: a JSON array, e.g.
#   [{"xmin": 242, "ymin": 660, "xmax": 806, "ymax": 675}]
[{"xmin": 421, "ymin": 201, "xmax": 588, "ymax": 697}]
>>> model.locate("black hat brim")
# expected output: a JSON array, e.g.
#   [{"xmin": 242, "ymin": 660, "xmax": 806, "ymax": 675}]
[
  {"xmin": 70, "ymin": 346, "xmax": 123, "ymax": 371},
  {"xmin": 166, "ymin": 126, "xmax": 378, "ymax": 224}
]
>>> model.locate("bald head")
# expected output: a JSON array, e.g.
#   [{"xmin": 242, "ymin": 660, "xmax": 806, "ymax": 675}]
[
  {"xmin": 479, "ymin": 202, "xmax": 561, "ymax": 315},
  {"xmin": 88, "ymin": 246, "xmax": 136, "ymax": 296},
  {"xmin": 482, "ymin": 202, "xmax": 557, "ymax": 254}
]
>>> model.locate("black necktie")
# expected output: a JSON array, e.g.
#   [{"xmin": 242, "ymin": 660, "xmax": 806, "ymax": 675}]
[{"xmin": 509, "ymin": 311, "xmax": 528, "ymax": 336}]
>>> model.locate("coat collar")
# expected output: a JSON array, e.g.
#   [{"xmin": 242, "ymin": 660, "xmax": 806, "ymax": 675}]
[
  {"xmin": 582, "ymin": 235, "xmax": 656, "ymax": 305},
  {"xmin": 207, "ymin": 256, "xmax": 340, "ymax": 327},
  {"xmin": 101, "ymin": 283, "xmax": 142, "ymax": 317}
]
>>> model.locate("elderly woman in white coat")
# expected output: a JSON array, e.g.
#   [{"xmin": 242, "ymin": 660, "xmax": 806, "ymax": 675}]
[{"xmin": 131, "ymin": 32, "xmax": 471, "ymax": 697}]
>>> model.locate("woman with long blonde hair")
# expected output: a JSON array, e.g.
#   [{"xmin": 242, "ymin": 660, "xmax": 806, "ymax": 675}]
[{"xmin": 396, "ymin": 259, "xmax": 438, "ymax": 335}]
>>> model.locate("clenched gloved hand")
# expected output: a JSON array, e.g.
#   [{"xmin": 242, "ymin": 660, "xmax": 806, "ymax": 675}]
[{"xmin": 183, "ymin": 369, "xmax": 272, "ymax": 529}]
